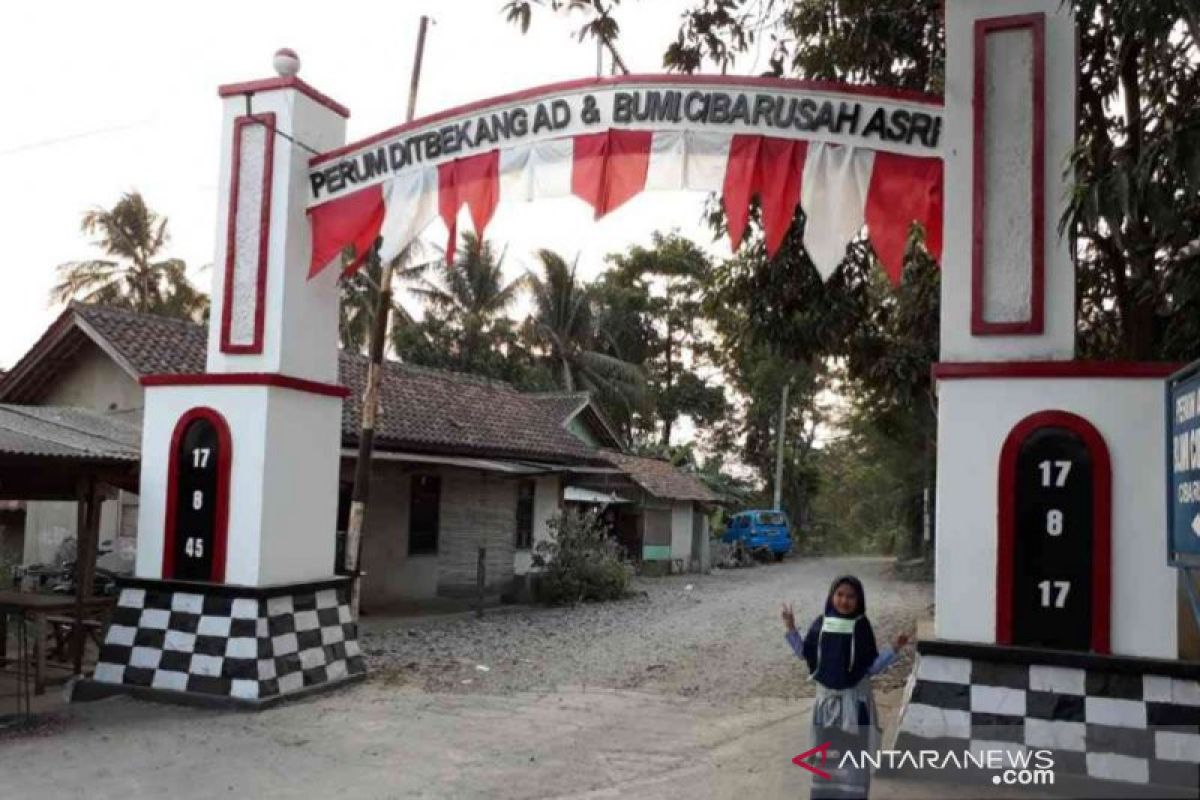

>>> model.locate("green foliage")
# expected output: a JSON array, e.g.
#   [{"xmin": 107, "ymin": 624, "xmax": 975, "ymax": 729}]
[
  {"xmin": 1066, "ymin": 0, "xmax": 1200, "ymax": 360},
  {"xmin": 663, "ymin": 0, "xmax": 1200, "ymax": 363},
  {"xmin": 525, "ymin": 248, "xmax": 648, "ymax": 418},
  {"xmin": 501, "ymin": 0, "xmax": 630, "ymax": 73},
  {"xmin": 533, "ymin": 507, "xmax": 631, "ymax": 604},
  {"xmin": 338, "ymin": 242, "xmax": 425, "ymax": 355},
  {"xmin": 52, "ymin": 191, "xmax": 208, "ymax": 321},
  {"xmin": 598, "ymin": 233, "xmax": 727, "ymax": 442}
]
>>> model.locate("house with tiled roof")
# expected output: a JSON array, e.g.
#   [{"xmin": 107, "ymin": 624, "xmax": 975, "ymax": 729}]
[{"xmin": 0, "ymin": 303, "xmax": 716, "ymax": 604}]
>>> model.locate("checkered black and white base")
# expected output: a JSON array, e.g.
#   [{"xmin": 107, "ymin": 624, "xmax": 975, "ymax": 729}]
[
  {"xmin": 87, "ymin": 577, "xmax": 365, "ymax": 705},
  {"xmin": 892, "ymin": 640, "xmax": 1200, "ymax": 792}
]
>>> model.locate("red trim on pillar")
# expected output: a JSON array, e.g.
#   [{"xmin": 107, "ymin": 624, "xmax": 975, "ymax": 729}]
[
  {"xmin": 141, "ymin": 372, "xmax": 351, "ymax": 398},
  {"xmin": 971, "ymin": 13, "xmax": 1046, "ymax": 336},
  {"xmin": 219, "ymin": 76, "xmax": 350, "ymax": 119},
  {"xmin": 996, "ymin": 411, "xmax": 1112, "ymax": 653},
  {"xmin": 933, "ymin": 361, "xmax": 1181, "ymax": 380},
  {"xmin": 220, "ymin": 113, "xmax": 276, "ymax": 355},
  {"xmin": 161, "ymin": 407, "xmax": 233, "ymax": 583}
]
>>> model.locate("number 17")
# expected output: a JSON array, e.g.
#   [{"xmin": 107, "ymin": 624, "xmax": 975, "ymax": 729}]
[{"xmin": 1038, "ymin": 460, "xmax": 1071, "ymax": 487}]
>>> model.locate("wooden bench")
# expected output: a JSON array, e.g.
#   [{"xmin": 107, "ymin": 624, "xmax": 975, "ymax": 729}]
[{"xmin": 45, "ymin": 615, "xmax": 107, "ymax": 663}]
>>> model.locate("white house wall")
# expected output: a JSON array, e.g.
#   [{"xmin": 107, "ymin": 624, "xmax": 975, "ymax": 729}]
[
  {"xmin": 22, "ymin": 498, "xmax": 122, "ymax": 566},
  {"xmin": 671, "ymin": 501, "xmax": 694, "ymax": 567},
  {"xmin": 514, "ymin": 475, "xmax": 561, "ymax": 575},
  {"xmin": 936, "ymin": 377, "xmax": 1175, "ymax": 658},
  {"xmin": 40, "ymin": 340, "xmax": 142, "ymax": 412},
  {"xmin": 360, "ymin": 462, "xmax": 438, "ymax": 605}
]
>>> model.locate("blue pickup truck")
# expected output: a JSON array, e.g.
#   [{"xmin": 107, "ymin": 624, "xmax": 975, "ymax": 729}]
[{"xmin": 721, "ymin": 509, "xmax": 793, "ymax": 560}]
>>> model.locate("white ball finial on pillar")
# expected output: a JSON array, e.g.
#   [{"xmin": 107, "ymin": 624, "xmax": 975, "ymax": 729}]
[{"xmin": 273, "ymin": 47, "xmax": 301, "ymax": 77}]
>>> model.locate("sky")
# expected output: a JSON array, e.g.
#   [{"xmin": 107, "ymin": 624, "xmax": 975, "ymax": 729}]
[{"xmin": 0, "ymin": 0, "xmax": 759, "ymax": 369}]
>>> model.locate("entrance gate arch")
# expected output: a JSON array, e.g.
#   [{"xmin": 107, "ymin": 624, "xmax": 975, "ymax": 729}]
[{"xmin": 86, "ymin": 11, "xmax": 1192, "ymax": 774}]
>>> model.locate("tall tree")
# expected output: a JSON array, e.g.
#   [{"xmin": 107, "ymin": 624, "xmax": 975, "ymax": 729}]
[
  {"xmin": 601, "ymin": 232, "xmax": 727, "ymax": 445},
  {"xmin": 525, "ymin": 249, "xmax": 646, "ymax": 421},
  {"xmin": 388, "ymin": 235, "xmax": 549, "ymax": 387},
  {"xmin": 52, "ymin": 191, "xmax": 207, "ymax": 320},
  {"xmin": 1068, "ymin": 0, "xmax": 1200, "ymax": 359},
  {"xmin": 338, "ymin": 243, "xmax": 425, "ymax": 354},
  {"xmin": 411, "ymin": 233, "xmax": 527, "ymax": 368}
]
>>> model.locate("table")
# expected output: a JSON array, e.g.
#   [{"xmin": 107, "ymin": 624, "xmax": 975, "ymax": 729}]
[{"xmin": 0, "ymin": 591, "xmax": 115, "ymax": 695}]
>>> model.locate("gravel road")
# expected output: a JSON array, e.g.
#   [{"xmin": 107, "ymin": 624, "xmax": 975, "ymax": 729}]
[
  {"xmin": 361, "ymin": 555, "xmax": 932, "ymax": 702},
  {"xmin": 1, "ymin": 557, "xmax": 975, "ymax": 799}
]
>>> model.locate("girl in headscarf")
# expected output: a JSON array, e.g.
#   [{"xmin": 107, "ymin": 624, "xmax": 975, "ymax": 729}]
[{"xmin": 780, "ymin": 575, "xmax": 909, "ymax": 800}]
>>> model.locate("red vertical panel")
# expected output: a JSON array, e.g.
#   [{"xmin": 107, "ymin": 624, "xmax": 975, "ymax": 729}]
[
  {"xmin": 439, "ymin": 151, "xmax": 501, "ymax": 265},
  {"xmin": 721, "ymin": 134, "xmax": 762, "ymax": 252},
  {"xmin": 865, "ymin": 152, "xmax": 944, "ymax": 286},
  {"xmin": 437, "ymin": 160, "xmax": 459, "ymax": 265},
  {"xmin": 570, "ymin": 132, "xmax": 609, "ymax": 215},
  {"xmin": 756, "ymin": 138, "xmax": 808, "ymax": 259},
  {"xmin": 456, "ymin": 150, "xmax": 500, "ymax": 237},
  {"xmin": 600, "ymin": 130, "xmax": 652, "ymax": 216},
  {"xmin": 221, "ymin": 113, "xmax": 275, "ymax": 354},
  {"xmin": 570, "ymin": 130, "xmax": 652, "ymax": 218},
  {"xmin": 308, "ymin": 183, "xmax": 385, "ymax": 278},
  {"xmin": 971, "ymin": 13, "xmax": 1046, "ymax": 335}
]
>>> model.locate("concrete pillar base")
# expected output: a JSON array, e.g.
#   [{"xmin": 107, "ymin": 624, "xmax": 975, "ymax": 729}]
[{"xmin": 81, "ymin": 576, "xmax": 365, "ymax": 708}]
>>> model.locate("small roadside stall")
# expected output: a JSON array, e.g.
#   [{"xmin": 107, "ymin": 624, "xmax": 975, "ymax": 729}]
[{"xmin": 0, "ymin": 404, "xmax": 138, "ymax": 704}]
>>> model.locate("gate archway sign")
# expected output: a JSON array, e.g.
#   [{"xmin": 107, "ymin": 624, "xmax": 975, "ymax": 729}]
[
  {"xmin": 84, "ymin": 3, "xmax": 1197, "ymax": 765},
  {"xmin": 306, "ymin": 75, "xmax": 944, "ymax": 285}
]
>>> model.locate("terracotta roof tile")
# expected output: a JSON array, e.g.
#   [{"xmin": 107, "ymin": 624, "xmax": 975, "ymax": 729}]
[
  {"xmin": 598, "ymin": 449, "xmax": 717, "ymax": 502},
  {"xmin": 73, "ymin": 304, "xmax": 601, "ymax": 463}
]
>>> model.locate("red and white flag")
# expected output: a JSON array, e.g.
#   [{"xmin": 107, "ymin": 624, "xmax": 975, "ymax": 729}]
[{"xmin": 309, "ymin": 130, "xmax": 941, "ymax": 286}]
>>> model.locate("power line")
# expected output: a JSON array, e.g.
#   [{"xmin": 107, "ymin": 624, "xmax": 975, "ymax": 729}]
[{"xmin": 0, "ymin": 120, "xmax": 153, "ymax": 157}]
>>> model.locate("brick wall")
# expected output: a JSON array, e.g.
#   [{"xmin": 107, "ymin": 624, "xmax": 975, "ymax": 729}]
[{"xmin": 436, "ymin": 470, "xmax": 517, "ymax": 597}]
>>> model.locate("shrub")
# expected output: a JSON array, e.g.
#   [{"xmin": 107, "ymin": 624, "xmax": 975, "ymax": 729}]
[{"xmin": 533, "ymin": 508, "xmax": 630, "ymax": 605}]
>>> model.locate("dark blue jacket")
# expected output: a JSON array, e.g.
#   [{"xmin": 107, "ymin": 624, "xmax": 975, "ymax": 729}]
[{"xmin": 800, "ymin": 575, "xmax": 879, "ymax": 690}]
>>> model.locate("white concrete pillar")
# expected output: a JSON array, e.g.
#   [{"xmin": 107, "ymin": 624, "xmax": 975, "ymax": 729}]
[{"xmin": 940, "ymin": 0, "xmax": 1076, "ymax": 361}]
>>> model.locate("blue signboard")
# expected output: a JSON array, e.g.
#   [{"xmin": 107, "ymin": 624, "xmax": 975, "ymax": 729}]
[{"xmin": 1166, "ymin": 361, "xmax": 1200, "ymax": 566}]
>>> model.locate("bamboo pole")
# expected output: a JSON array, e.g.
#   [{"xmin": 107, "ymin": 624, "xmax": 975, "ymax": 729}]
[{"xmin": 344, "ymin": 15, "xmax": 430, "ymax": 618}]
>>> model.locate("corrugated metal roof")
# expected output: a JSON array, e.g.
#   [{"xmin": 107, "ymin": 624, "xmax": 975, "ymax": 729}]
[{"xmin": 0, "ymin": 405, "xmax": 140, "ymax": 461}]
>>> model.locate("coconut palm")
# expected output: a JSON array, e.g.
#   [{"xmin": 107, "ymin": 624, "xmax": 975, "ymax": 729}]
[
  {"xmin": 338, "ymin": 241, "xmax": 427, "ymax": 354},
  {"xmin": 51, "ymin": 192, "xmax": 207, "ymax": 320},
  {"xmin": 409, "ymin": 233, "xmax": 526, "ymax": 363},
  {"xmin": 525, "ymin": 248, "xmax": 646, "ymax": 414}
]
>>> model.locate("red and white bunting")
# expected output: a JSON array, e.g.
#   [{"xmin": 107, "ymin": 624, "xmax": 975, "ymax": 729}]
[{"xmin": 308, "ymin": 130, "xmax": 941, "ymax": 286}]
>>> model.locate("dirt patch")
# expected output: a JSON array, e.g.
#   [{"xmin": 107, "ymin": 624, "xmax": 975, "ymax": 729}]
[{"xmin": 361, "ymin": 556, "xmax": 932, "ymax": 703}]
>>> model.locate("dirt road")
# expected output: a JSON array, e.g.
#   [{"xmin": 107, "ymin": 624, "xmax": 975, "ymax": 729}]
[
  {"xmin": 2, "ymin": 557, "xmax": 1013, "ymax": 800},
  {"xmin": 361, "ymin": 555, "xmax": 929, "ymax": 700}
]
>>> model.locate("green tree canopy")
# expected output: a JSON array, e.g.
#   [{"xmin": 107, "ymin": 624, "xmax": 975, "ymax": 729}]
[{"xmin": 52, "ymin": 191, "xmax": 208, "ymax": 321}]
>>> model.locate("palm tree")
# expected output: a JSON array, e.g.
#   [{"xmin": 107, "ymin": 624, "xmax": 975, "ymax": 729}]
[
  {"xmin": 51, "ymin": 192, "xmax": 207, "ymax": 320},
  {"xmin": 410, "ymin": 233, "xmax": 526, "ymax": 364},
  {"xmin": 338, "ymin": 241, "xmax": 427, "ymax": 354},
  {"xmin": 525, "ymin": 248, "xmax": 646, "ymax": 413}
]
